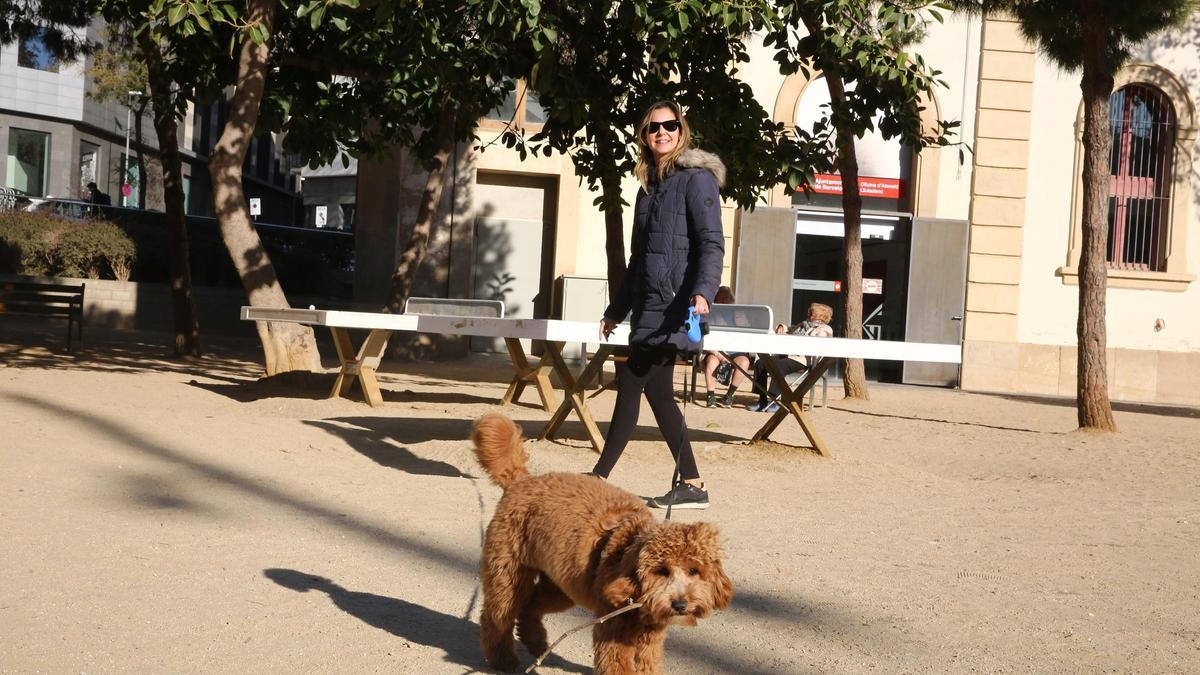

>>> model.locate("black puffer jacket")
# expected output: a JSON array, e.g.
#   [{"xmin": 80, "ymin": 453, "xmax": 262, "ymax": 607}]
[{"xmin": 603, "ymin": 148, "xmax": 727, "ymax": 350}]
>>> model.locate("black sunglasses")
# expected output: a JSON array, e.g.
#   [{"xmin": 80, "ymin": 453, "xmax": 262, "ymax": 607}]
[{"xmin": 644, "ymin": 119, "xmax": 681, "ymax": 134}]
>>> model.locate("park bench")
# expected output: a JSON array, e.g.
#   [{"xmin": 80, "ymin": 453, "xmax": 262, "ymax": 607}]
[
  {"xmin": 590, "ymin": 303, "xmax": 775, "ymax": 402},
  {"xmin": 0, "ymin": 280, "xmax": 85, "ymax": 350},
  {"xmin": 695, "ymin": 303, "xmax": 776, "ymax": 403}
]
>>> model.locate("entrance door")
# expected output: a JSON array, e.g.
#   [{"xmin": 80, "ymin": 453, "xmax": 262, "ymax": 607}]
[
  {"xmin": 902, "ymin": 217, "xmax": 967, "ymax": 386},
  {"xmin": 471, "ymin": 172, "xmax": 557, "ymax": 352}
]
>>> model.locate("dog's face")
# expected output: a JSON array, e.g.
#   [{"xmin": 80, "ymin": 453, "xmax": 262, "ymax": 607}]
[{"xmin": 603, "ymin": 521, "xmax": 733, "ymax": 627}]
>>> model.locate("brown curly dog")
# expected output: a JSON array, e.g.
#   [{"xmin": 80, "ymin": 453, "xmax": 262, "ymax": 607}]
[{"xmin": 471, "ymin": 413, "xmax": 733, "ymax": 674}]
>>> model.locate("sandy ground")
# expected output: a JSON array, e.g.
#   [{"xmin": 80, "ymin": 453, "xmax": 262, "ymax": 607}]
[{"xmin": 2, "ymin": 325, "xmax": 1199, "ymax": 674}]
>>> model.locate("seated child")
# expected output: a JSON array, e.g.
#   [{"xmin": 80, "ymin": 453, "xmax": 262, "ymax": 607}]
[{"xmin": 748, "ymin": 302, "xmax": 834, "ymax": 412}]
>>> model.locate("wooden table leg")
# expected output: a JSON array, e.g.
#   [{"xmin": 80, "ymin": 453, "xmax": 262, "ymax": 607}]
[
  {"xmin": 329, "ymin": 327, "xmax": 356, "ymax": 399},
  {"xmin": 539, "ymin": 344, "xmax": 614, "ymax": 452},
  {"xmin": 501, "ymin": 338, "xmax": 558, "ymax": 411},
  {"xmin": 749, "ymin": 355, "xmax": 834, "ymax": 457},
  {"xmin": 327, "ymin": 327, "xmax": 392, "ymax": 407}
]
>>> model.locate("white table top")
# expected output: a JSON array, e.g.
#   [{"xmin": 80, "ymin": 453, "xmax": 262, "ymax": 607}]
[{"xmin": 241, "ymin": 306, "xmax": 962, "ymax": 364}]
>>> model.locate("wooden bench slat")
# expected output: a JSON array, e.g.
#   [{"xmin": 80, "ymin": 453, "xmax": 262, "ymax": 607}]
[
  {"xmin": 0, "ymin": 303, "xmax": 79, "ymax": 315},
  {"xmin": 0, "ymin": 281, "xmax": 86, "ymax": 294},
  {"xmin": 0, "ymin": 291, "xmax": 84, "ymax": 303}
]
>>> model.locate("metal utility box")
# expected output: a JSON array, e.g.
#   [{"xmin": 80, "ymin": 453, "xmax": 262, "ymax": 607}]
[{"xmin": 555, "ymin": 274, "xmax": 609, "ymax": 361}]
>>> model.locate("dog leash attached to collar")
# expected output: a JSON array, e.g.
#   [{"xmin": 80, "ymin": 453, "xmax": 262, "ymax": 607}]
[{"xmin": 526, "ymin": 599, "xmax": 644, "ymax": 673}]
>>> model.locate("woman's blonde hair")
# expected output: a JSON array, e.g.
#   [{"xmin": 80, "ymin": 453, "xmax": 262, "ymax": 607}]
[{"xmin": 633, "ymin": 100, "xmax": 693, "ymax": 191}]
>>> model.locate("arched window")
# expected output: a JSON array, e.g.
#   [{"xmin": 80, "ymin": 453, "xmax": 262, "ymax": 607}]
[
  {"xmin": 1106, "ymin": 84, "xmax": 1175, "ymax": 271},
  {"xmin": 1061, "ymin": 65, "xmax": 1197, "ymax": 291}
]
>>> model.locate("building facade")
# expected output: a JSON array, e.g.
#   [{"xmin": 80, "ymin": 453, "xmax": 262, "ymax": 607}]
[
  {"xmin": 1, "ymin": 22, "xmax": 303, "ymax": 224},
  {"xmin": 356, "ymin": 13, "xmax": 1200, "ymax": 406}
]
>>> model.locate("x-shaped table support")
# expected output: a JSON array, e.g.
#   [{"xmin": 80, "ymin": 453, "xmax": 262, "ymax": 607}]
[
  {"xmin": 328, "ymin": 327, "xmax": 391, "ymax": 407},
  {"xmin": 500, "ymin": 338, "xmax": 560, "ymax": 412},
  {"xmin": 749, "ymin": 354, "xmax": 835, "ymax": 457},
  {"xmin": 537, "ymin": 343, "xmax": 614, "ymax": 452},
  {"xmin": 325, "ymin": 328, "xmax": 565, "ymax": 412}
]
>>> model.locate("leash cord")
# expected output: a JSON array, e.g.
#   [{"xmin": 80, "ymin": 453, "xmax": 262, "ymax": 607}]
[{"xmin": 525, "ymin": 600, "xmax": 645, "ymax": 673}]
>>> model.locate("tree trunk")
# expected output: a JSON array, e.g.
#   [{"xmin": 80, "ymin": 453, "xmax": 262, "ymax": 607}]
[
  {"xmin": 135, "ymin": 100, "xmax": 148, "ymax": 210},
  {"xmin": 826, "ymin": 73, "xmax": 869, "ymax": 400},
  {"xmin": 209, "ymin": 0, "xmax": 319, "ymax": 374},
  {"xmin": 140, "ymin": 27, "xmax": 201, "ymax": 357},
  {"xmin": 146, "ymin": 85, "xmax": 202, "ymax": 357},
  {"xmin": 385, "ymin": 103, "xmax": 456, "ymax": 313},
  {"xmin": 596, "ymin": 135, "xmax": 627, "ymax": 291},
  {"xmin": 1076, "ymin": 12, "xmax": 1116, "ymax": 431}
]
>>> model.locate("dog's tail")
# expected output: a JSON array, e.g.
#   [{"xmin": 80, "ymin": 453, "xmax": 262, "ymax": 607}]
[{"xmin": 470, "ymin": 413, "xmax": 530, "ymax": 490}]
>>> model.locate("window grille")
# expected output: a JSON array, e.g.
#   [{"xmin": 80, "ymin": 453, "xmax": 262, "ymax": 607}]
[{"xmin": 1106, "ymin": 84, "xmax": 1175, "ymax": 271}]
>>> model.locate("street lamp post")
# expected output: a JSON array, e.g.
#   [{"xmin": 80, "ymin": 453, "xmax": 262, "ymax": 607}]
[{"xmin": 122, "ymin": 90, "xmax": 144, "ymax": 208}]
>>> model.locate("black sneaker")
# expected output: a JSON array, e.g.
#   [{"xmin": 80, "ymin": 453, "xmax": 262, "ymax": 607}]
[
  {"xmin": 705, "ymin": 392, "xmax": 717, "ymax": 408},
  {"xmin": 721, "ymin": 392, "xmax": 735, "ymax": 408},
  {"xmin": 651, "ymin": 482, "xmax": 709, "ymax": 510}
]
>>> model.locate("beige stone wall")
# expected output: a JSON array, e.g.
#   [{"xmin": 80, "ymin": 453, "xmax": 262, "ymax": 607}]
[
  {"xmin": 963, "ymin": 15, "xmax": 1200, "ymax": 406},
  {"xmin": 960, "ymin": 16, "xmax": 1036, "ymax": 392},
  {"xmin": 472, "ymin": 130, "xmax": 739, "ymax": 289}
]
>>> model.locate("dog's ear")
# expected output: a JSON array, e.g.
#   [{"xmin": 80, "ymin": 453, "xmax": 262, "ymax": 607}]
[
  {"xmin": 600, "ymin": 532, "xmax": 645, "ymax": 609},
  {"xmin": 709, "ymin": 561, "xmax": 734, "ymax": 610},
  {"xmin": 601, "ymin": 574, "xmax": 639, "ymax": 609},
  {"xmin": 686, "ymin": 522, "xmax": 733, "ymax": 610}
]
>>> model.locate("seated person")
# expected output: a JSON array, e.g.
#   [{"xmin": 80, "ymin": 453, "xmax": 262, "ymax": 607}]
[
  {"xmin": 87, "ymin": 182, "xmax": 111, "ymax": 206},
  {"xmin": 701, "ymin": 286, "xmax": 751, "ymax": 408},
  {"xmin": 748, "ymin": 302, "xmax": 834, "ymax": 412}
]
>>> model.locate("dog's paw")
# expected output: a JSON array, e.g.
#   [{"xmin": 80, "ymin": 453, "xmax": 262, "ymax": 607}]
[
  {"xmin": 517, "ymin": 624, "xmax": 549, "ymax": 657},
  {"xmin": 485, "ymin": 650, "xmax": 521, "ymax": 673}
]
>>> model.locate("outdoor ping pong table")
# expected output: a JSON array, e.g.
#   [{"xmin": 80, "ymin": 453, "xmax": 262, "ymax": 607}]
[{"xmin": 240, "ymin": 306, "xmax": 961, "ymax": 457}]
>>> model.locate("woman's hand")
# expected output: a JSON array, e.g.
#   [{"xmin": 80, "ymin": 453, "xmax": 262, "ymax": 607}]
[
  {"xmin": 600, "ymin": 317, "xmax": 617, "ymax": 340},
  {"xmin": 692, "ymin": 295, "xmax": 710, "ymax": 315}
]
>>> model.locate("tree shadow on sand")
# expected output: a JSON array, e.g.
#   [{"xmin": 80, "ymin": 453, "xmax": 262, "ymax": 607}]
[
  {"xmin": 263, "ymin": 569, "xmax": 590, "ymax": 674},
  {"xmin": 187, "ymin": 371, "xmax": 497, "ymax": 405},
  {"xmin": 304, "ymin": 418, "xmax": 474, "ymax": 478}
]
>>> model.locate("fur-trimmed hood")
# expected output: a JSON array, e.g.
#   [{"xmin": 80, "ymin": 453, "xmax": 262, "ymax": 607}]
[{"xmin": 675, "ymin": 148, "xmax": 726, "ymax": 188}]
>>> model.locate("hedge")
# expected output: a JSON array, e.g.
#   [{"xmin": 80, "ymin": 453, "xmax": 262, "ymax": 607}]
[{"xmin": 0, "ymin": 211, "xmax": 136, "ymax": 281}]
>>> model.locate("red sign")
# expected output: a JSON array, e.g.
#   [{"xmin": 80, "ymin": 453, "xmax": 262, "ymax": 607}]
[
  {"xmin": 812, "ymin": 173, "xmax": 903, "ymax": 199},
  {"xmin": 121, "ymin": 183, "xmax": 132, "ymax": 197}
]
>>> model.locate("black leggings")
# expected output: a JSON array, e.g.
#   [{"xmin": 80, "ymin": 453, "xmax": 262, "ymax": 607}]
[{"xmin": 591, "ymin": 345, "xmax": 700, "ymax": 481}]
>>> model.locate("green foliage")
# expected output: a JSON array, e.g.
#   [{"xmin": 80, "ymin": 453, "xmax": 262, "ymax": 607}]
[
  {"xmin": 86, "ymin": 26, "xmax": 149, "ymax": 105},
  {"xmin": 498, "ymin": 1, "xmax": 795, "ymax": 212},
  {"xmin": 766, "ymin": 0, "xmax": 962, "ymax": 172},
  {"xmin": 0, "ymin": 213, "xmax": 136, "ymax": 281},
  {"xmin": 58, "ymin": 222, "xmax": 138, "ymax": 280},
  {"xmin": 0, "ymin": 212, "xmax": 59, "ymax": 276},
  {"xmin": 0, "ymin": 0, "xmax": 99, "ymax": 63},
  {"xmin": 98, "ymin": 0, "xmax": 241, "ymax": 130},
  {"xmin": 949, "ymin": 0, "xmax": 1195, "ymax": 72}
]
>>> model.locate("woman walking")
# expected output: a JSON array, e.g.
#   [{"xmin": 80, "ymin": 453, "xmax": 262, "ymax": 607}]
[{"xmin": 591, "ymin": 100, "xmax": 726, "ymax": 510}]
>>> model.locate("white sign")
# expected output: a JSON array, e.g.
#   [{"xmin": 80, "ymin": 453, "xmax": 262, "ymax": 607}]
[
  {"xmin": 863, "ymin": 278, "xmax": 883, "ymax": 294},
  {"xmin": 249, "ymin": 197, "xmax": 261, "ymax": 216},
  {"xmin": 792, "ymin": 278, "xmax": 842, "ymax": 292},
  {"xmin": 314, "ymin": 205, "xmax": 328, "ymax": 227}
]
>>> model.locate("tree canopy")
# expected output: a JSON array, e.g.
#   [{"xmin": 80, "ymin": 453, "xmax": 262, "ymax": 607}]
[{"xmin": 0, "ymin": 0, "xmax": 98, "ymax": 62}]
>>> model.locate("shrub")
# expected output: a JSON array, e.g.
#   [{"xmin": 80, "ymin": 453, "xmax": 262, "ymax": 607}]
[
  {"xmin": 0, "ymin": 211, "xmax": 136, "ymax": 280},
  {"xmin": 58, "ymin": 222, "xmax": 137, "ymax": 280},
  {"xmin": 0, "ymin": 211, "xmax": 66, "ymax": 275}
]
